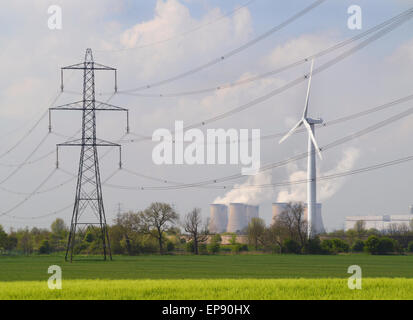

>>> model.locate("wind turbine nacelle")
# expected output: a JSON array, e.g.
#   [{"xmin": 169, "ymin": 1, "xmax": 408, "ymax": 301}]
[{"xmin": 306, "ymin": 117, "xmax": 323, "ymax": 125}]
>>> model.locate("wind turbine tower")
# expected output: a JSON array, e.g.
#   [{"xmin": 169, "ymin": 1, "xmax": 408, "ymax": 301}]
[{"xmin": 279, "ymin": 59, "xmax": 323, "ymax": 238}]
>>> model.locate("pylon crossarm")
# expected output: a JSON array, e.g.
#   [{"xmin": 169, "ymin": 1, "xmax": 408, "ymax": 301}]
[{"xmin": 62, "ymin": 63, "xmax": 115, "ymax": 71}]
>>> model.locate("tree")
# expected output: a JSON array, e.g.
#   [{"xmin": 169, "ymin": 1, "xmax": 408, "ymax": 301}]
[
  {"xmin": 247, "ymin": 217, "xmax": 265, "ymax": 250},
  {"xmin": 408, "ymin": 241, "xmax": 413, "ymax": 253},
  {"xmin": 0, "ymin": 225, "xmax": 7, "ymax": 251},
  {"xmin": 305, "ymin": 236, "xmax": 323, "ymax": 254},
  {"xmin": 183, "ymin": 208, "xmax": 208, "ymax": 255},
  {"xmin": 283, "ymin": 239, "xmax": 301, "ymax": 254},
  {"xmin": 17, "ymin": 229, "xmax": 34, "ymax": 255},
  {"xmin": 274, "ymin": 202, "xmax": 307, "ymax": 248},
  {"xmin": 114, "ymin": 211, "xmax": 141, "ymax": 255},
  {"xmin": 354, "ymin": 220, "xmax": 366, "ymax": 238},
  {"xmin": 38, "ymin": 240, "xmax": 51, "ymax": 254},
  {"xmin": 207, "ymin": 234, "xmax": 221, "ymax": 254},
  {"xmin": 51, "ymin": 218, "xmax": 67, "ymax": 236},
  {"xmin": 352, "ymin": 239, "xmax": 365, "ymax": 252},
  {"xmin": 365, "ymin": 235, "xmax": 380, "ymax": 254},
  {"xmin": 377, "ymin": 237, "xmax": 395, "ymax": 254},
  {"xmin": 138, "ymin": 202, "xmax": 179, "ymax": 254}
]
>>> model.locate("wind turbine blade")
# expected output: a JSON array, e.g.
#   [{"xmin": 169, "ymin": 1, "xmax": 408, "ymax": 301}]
[
  {"xmin": 302, "ymin": 59, "xmax": 315, "ymax": 119},
  {"xmin": 279, "ymin": 120, "xmax": 303, "ymax": 144},
  {"xmin": 303, "ymin": 119, "xmax": 323, "ymax": 160}
]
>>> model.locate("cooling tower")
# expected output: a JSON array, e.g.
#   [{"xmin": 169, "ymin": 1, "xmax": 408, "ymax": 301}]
[
  {"xmin": 209, "ymin": 204, "xmax": 228, "ymax": 233},
  {"xmin": 246, "ymin": 205, "xmax": 259, "ymax": 223},
  {"xmin": 409, "ymin": 205, "xmax": 413, "ymax": 214},
  {"xmin": 227, "ymin": 203, "xmax": 248, "ymax": 233},
  {"xmin": 271, "ymin": 203, "xmax": 289, "ymax": 224}
]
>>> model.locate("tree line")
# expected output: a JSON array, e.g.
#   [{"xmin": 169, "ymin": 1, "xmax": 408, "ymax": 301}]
[{"xmin": 1, "ymin": 202, "xmax": 413, "ymax": 255}]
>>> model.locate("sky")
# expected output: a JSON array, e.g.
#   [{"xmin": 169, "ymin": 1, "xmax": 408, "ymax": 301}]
[{"xmin": 1, "ymin": 0, "xmax": 413, "ymax": 231}]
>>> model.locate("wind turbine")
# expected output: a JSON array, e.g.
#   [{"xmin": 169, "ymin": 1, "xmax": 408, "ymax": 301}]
[{"xmin": 279, "ymin": 59, "xmax": 323, "ymax": 238}]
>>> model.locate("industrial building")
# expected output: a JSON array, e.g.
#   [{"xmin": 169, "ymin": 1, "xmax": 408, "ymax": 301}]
[
  {"xmin": 345, "ymin": 207, "xmax": 413, "ymax": 231},
  {"xmin": 272, "ymin": 202, "xmax": 325, "ymax": 234},
  {"xmin": 209, "ymin": 203, "xmax": 260, "ymax": 233},
  {"xmin": 209, "ymin": 202, "xmax": 326, "ymax": 234}
]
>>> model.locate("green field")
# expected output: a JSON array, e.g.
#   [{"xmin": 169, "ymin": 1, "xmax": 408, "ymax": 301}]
[{"xmin": 1, "ymin": 254, "xmax": 412, "ymax": 299}]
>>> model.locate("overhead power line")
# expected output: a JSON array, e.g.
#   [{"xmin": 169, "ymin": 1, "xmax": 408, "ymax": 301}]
[
  {"xmin": 106, "ymin": 154, "xmax": 413, "ymax": 191},
  {"xmin": 0, "ymin": 168, "xmax": 58, "ymax": 217},
  {"xmin": 120, "ymin": 6, "xmax": 413, "ymax": 98},
  {"xmin": 114, "ymin": 104, "xmax": 413, "ymax": 190},
  {"xmin": 2, "ymin": 167, "xmax": 122, "ymax": 220},
  {"xmin": 120, "ymin": 92, "xmax": 413, "ymax": 145},
  {"xmin": 96, "ymin": 0, "xmax": 258, "ymax": 53},
  {"xmin": 120, "ymin": 8, "xmax": 413, "ymax": 142},
  {"xmin": 122, "ymin": 0, "xmax": 327, "ymax": 92}
]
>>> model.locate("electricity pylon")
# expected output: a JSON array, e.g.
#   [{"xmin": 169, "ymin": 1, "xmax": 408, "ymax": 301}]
[{"xmin": 49, "ymin": 48, "xmax": 129, "ymax": 262}]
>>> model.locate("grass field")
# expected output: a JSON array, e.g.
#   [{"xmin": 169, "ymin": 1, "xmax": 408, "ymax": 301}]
[{"xmin": 1, "ymin": 254, "xmax": 412, "ymax": 299}]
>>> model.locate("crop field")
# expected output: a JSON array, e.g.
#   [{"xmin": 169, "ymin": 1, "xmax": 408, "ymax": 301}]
[{"xmin": 1, "ymin": 254, "xmax": 413, "ymax": 300}]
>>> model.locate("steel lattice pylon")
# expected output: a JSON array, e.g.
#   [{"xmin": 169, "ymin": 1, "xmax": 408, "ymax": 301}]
[{"xmin": 49, "ymin": 49, "xmax": 129, "ymax": 262}]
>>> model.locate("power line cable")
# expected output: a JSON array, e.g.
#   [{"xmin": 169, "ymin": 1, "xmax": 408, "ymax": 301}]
[
  {"xmin": 121, "ymin": 93, "xmax": 413, "ymax": 145},
  {"xmin": 2, "ymin": 167, "xmax": 122, "ymax": 220},
  {"xmin": 121, "ymin": 10, "xmax": 413, "ymax": 142},
  {"xmin": 106, "ymin": 154, "xmax": 413, "ymax": 191},
  {"xmin": 119, "ymin": 7, "xmax": 413, "ymax": 97},
  {"xmin": 120, "ymin": 104, "xmax": 413, "ymax": 190},
  {"xmin": 122, "ymin": 0, "xmax": 327, "ymax": 92},
  {"xmin": 0, "ymin": 168, "xmax": 58, "ymax": 217},
  {"xmin": 96, "ymin": 0, "xmax": 258, "ymax": 53}
]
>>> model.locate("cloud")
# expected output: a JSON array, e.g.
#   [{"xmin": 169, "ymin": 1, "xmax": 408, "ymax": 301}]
[
  {"xmin": 213, "ymin": 171, "xmax": 274, "ymax": 205},
  {"xmin": 277, "ymin": 147, "xmax": 360, "ymax": 203},
  {"xmin": 116, "ymin": 0, "xmax": 253, "ymax": 78},
  {"xmin": 265, "ymin": 33, "xmax": 337, "ymax": 68}
]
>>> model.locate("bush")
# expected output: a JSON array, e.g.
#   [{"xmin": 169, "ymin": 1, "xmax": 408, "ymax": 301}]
[
  {"xmin": 38, "ymin": 240, "xmax": 51, "ymax": 254},
  {"xmin": 229, "ymin": 234, "xmax": 237, "ymax": 245},
  {"xmin": 186, "ymin": 240, "xmax": 194, "ymax": 253},
  {"xmin": 304, "ymin": 237, "xmax": 323, "ymax": 254},
  {"xmin": 283, "ymin": 239, "xmax": 301, "ymax": 254},
  {"xmin": 231, "ymin": 243, "xmax": 248, "ymax": 254},
  {"xmin": 207, "ymin": 242, "xmax": 220, "ymax": 254},
  {"xmin": 352, "ymin": 240, "xmax": 365, "ymax": 252},
  {"xmin": 377, "ymin": 237, "xmax": 395, "ymax": 254},
  {"xmin": 408, "ymin": 241, "xmax": 413, "ymax": 253},
  {"xmin": 166, "ymin": 241, "xmax": 175, "ymax": 252},
  {"xmin": 365, "ymin": 236, "xmax": 396, "ymax": 255},
  {"xmin": 331, "ymin": 238, "xmax": 350, "ymax": 253},
  {"xmin": 365, "ymin": 235, "xmax": 380, "ymax": 254},
  {"xmin": 211, "ymin": 234, "xmax": 222, "ymax": 244},
  {"xmin": 198, "ymin": 243, "xmax": 208, "ymax": 255},
  {"xmin": 320, "ymin": 239, "xmax": 334, "ymax": 254}
]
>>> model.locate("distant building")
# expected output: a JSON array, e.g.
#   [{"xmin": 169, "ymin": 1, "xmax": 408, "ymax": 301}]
[
  {"xmin": 209, "ymin": 203, "xmax": 260, "ymax": 233},
  {"xmin": 345, "ymin": 208, "xmax": 413, "ymax": 231}
]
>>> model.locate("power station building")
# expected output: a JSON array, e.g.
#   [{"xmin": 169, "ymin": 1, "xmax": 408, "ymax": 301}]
[
  {"xmin": 345, "ymin": 207, "xmax": 413, "ymax": 231},
  {"xmin": 209, "ymin": 202, "xmax": 326, "ymax": 234},
  {"xmin": 209, "ymin": 203, "xmax": 260, "ymax": 233}
]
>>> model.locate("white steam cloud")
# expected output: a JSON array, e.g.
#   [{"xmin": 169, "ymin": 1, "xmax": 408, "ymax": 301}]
[
  {"xmin": 277, "ymin": 147, "xmax": 360, "ymax": 203},
  {"xmin": 213, "ymin": 171, "xmax": 274, "ymax": 205}
]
